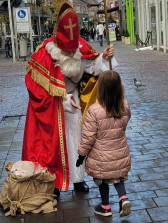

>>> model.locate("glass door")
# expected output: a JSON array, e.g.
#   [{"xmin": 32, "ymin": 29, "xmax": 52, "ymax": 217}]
[{"xmin": 151, "ymin": 5, "xmax": 157, "ymax": 45}]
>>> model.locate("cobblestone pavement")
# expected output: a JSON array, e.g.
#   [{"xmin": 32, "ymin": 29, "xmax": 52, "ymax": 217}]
[{"xmin": 0, "ymin": 40, "xmax": 168, "ymax": 222}]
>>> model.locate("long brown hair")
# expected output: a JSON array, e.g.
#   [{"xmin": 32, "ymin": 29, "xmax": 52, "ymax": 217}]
[{"xmin": 97, "ymin": 70, "xmax": 125, "ymax": 118}]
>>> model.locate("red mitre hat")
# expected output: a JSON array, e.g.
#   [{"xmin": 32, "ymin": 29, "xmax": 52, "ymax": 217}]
[{"xmin": 53, "ymin": 2, "xmax": 79, "ymax": 51}]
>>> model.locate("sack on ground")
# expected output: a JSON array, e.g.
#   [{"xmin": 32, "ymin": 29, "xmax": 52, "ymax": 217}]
[{"xmin": 0, "ymin": 161, "xmax": 57, "ymax": 216}]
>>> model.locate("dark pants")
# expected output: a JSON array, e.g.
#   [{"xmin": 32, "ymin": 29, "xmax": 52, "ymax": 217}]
[
  {"xmin": 98, "ymin": 35, "xmax": 103, "ymax": 46},
  {"xmin": 99, "ymin": 180, "xmax": 126, "ymax": 205}
]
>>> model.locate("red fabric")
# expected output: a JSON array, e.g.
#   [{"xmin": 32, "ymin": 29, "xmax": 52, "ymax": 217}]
[
  {"xmin": 54, "ymin": 3, "xmax": 79, "ymax": 51},
  {"xmin": 22, "ymin": 36, "xmax": 99, "ymax": 191},
  {"xmin": 79, "ymin": 37, "xmax": 100, "ymax": 59},
  {"xmin": 28, "ymin": 37, "xmax": 66, "ymax": 96},
  {"xmin": 22, "ymin": 72, "xmax": 69, "ymax": 190}
]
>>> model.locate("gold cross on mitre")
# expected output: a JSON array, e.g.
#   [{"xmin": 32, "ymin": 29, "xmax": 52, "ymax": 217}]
[{"xmin": 64, "ymin": 18, "xmax": 77, "ymax": 40}]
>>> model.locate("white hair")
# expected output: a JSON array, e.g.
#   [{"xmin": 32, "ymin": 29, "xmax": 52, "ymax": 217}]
[{"xmin": 45, "ymin": 42, "xmax": 82, "ymax": 77}]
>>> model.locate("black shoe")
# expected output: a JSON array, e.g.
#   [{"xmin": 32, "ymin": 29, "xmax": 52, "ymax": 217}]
[
  {"xmin": 94, "ymin": 204, "xmax": 112, "ymax": 217},
  {"xmin": 74, "ymin": 181, "xmax": 89, "ymax": 192},
  {"xmin": 54, "ymin": 188, "xmax": 60, "ymax": 199},
  {"xmin": 119, "ymin": 198, "xmax": 131, "ymax": 217}
]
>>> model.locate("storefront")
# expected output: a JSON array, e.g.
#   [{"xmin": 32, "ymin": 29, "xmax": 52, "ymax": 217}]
[{"xmin": 136, "ymin": 0, "xmax": 168, "ymax": 53}]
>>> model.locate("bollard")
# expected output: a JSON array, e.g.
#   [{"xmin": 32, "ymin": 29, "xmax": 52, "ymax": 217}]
[
  {"xmin": 20, "ymin": 39, "xmax": 27, "ymax": 61},
  {"xmin": 135, "ymin": 33, "xmax": 139, "ymax": 49}
]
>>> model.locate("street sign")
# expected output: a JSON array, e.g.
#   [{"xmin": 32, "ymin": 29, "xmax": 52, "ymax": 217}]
[
  {"xmin": 16, "ymin": 8, "xmax": 29, "ymax": 22},
  {"xmin": 16, "ymin": 22, "xmax": 29, "ymax": 32},
  {"xmin": 15, "ymin": 7, "xmax": 30, "ymax": 32},
  {"xmin": 108, "ymin": 23, "xmax": 116, "ymax": 41}
]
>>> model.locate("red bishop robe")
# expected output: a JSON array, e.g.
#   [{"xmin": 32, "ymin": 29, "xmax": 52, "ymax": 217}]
[{"xmin": 22, "ymin": 36, "xmax": 99, "ymax": 190}]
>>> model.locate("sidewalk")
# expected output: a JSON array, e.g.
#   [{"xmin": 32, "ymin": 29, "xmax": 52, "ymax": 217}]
[{"xmin": 0, "ymin": 40, "xmax": 168, "ymax": 223}]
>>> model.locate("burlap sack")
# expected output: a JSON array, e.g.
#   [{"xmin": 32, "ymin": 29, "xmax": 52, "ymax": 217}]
[{"xmin": 0, "ymin": 162, "xmax": 57, "ymax": 216}]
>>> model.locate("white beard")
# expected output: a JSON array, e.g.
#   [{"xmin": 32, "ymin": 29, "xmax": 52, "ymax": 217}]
[{"xmin": 45, "ymin": 42, "xmax": 82, "ymax": 77}]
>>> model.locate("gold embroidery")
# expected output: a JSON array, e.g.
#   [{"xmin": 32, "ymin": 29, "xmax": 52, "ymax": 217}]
[
  {"xmin": 58, "ymin": 98, "xmax": 67, "ymax": 190},
  {"xmin": 93, "ymin": 54, "xmax": 100, "ymax": 64},
  {"xmin": 50, "ymin": 76, "xmax": 65, "ymax": 86},
  {"xmin": 28, "ymin": 65, "xmax": 67, "ymax": 99},
  {"xmin": 30, "ymin": 58, "xmax": 50, "ymax": 76},
  {"xmin": 30, "ymin": 59, "xmax": 65, "ymax": 86},
  {"xmin": 64, "ymin": 18, "xmax": 76, "ymax": 40}
]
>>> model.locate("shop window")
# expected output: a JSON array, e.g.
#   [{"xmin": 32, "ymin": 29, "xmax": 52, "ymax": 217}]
[{"xmin": 151, "ymin": 6, "xmax": 157, "ymax": 45}]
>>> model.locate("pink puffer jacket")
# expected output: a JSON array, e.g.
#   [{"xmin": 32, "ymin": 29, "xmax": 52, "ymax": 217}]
[{"xmin": 78, "ymin": 100, "xmax": 131, "ymax": 180}]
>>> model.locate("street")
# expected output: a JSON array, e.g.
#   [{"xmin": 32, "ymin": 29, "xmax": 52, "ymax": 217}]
[{"xmin": 0, "ymin": 39, "xmax": 168, "ymax": 222}]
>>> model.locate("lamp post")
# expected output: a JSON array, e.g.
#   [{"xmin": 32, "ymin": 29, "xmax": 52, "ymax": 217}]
[{"xmin": 8, "ymin": 0, "xmax": 16, "ymax": 62}]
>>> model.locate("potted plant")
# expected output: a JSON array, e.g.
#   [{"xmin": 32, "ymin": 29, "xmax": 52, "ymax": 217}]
[
  {"xmin": 121, "ymin": 29, "xmax": 125, "ymax": 43},
  {"xmin": 125, "ymin": 30, "xmax": 131, "ymax": 45}
]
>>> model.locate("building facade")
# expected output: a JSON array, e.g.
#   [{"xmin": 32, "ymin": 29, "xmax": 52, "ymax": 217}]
[{"xmin": 135, "ymin": 0, "xmax": 168, "ymax": 53}]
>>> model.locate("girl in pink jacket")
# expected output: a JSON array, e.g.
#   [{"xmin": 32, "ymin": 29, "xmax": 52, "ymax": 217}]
[{"xmin": 76, "ymin": 70, "xmax": 131, "ymax": 217}]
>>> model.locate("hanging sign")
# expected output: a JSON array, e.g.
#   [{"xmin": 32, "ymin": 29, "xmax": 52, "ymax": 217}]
[{"xmin": 108, "ymin": 23, "xmax": 116, "ymax": 41}]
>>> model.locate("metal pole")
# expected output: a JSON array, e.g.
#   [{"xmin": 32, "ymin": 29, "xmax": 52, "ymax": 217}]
[
  {"xmin": 38, "ymin": 6, "xmax": 41, "ymax": 35},
  {"xmin": 103, "ymin": 0, "xmax": 112, "ymax": 70},
  {"xmin": 135, "ymin": 32, "xmax": 139, "ymax": 49},
  {"xmin": 8, "ymin": 0, "xmax": 16, "ymax": 62}
]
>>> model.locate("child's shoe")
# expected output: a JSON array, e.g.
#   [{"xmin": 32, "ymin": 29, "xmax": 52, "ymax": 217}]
[
  {"xmin": 94, "ymin": 204, "xmax": 112, "ymax": 216},
  {"xmin": 119, "ymin": 198, "xmax": 131, "ymax": 217}
]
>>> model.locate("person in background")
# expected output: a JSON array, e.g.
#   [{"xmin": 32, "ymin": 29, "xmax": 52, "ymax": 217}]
[
  {"xmin": 96, "ymin": 22, "xmax": 104, "ymax": 46},
  {"xmin": 77, "ymin": 70, "xmax": 131, "ymax": 217},
  {"xmin": 90, "ymin": 26, "xmax": 96, "ymax": 42},
  {"xmin": 5, "ymin": 37, "xmax": 12, "ymax": 58}
]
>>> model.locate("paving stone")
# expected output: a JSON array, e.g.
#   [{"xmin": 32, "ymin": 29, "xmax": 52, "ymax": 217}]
[
  {"xmin": 43, "ymin": 218, "xmax": 90, "ymax": 223},
  {"xmin": 24, "ymin": 210, "xmax": 63, "ymax": 223},
  {"xmin": 127, "ymin": 173, "xmax": 140, "ymax": 183},
  {"xmin": 0, "ymin": 133, "xmax": 14, "ymax": 142},
  {"xmin": 0, "ymin": 152, "xmax": 8, "ymax": 161},
  {"xmin": 130, "ymin": 168, "xmax": 154, "ymax": 175},
  {"xmin": 9, "ymin": 141, "xmax": 23, "ymax": 151},
  {"xmin": 64, "ymin": 206, "xmax": 95, "ymax": 220},
  {"xmin": 129, "ymin": 150, "xmax": 143, "ymax": 157},
  {"xmin": 0, "ymin": 161, "xmax": 5, "ymax": 169},
  {"xmin": 125, "ymin": 180, "xmax": 168, "ymax": 194},
  {"xmin": 143, "ymin": 143, "xmax": 168, "ymax": 150},
  {"xmin": 0, "ymin": 141, "xmax": 11, "ymax": 147},
  {"xmin": 153, "ymin": 196, "xmax": 168, "ymax": 207},
  {"xmin": 155, "ymin": 158, "xmax": 168, "ymax": 167},
  {"xmin": 141, "ymin": 148, "xmax": 166, "ymax": 154},
  {"xmin": 57, "ymin": 200, "xmax": 89, "ymax": 210},
  {"xmin": 131, "ymin": 160, "xmax": 158, "ymax": 169},
  {"xmin": 59, "ymin": 191, "xmax": 74, "ymax": 203},
  {"xmin": 147, "ymin": 207, "xmax": 168, "ymax": 221},
  {"xmin": 152, "ymin": 166, "xmax": 168, "ymax": 173},
  {"xmin": 90, "ymin": 209, "xmax": 152, "ymax": 223},
  {"xmin": 155, "ymin": 189, "xmax": 168, "ymax": 197},
  {"xmin": 0, "ymin": 146, "xmax": 10, "ymax": 153},
  {"xmin": 73, "ymin": 188, "xmax": 100, "ymax": 201},
  {"xmin": 128, "ymin": 191, "xmax": 157, "ymax": 200},
  {"xmin": 154, "ymin": 221, "xmax": 168, "ymax": 223},
  {"xmin": 131, "ymin": 153, "xmax": 163, "ymax": 162},
  {"xmin": 0, "ymin": 216, "xmax": 24, "ymax": 223},
  {"xmin": 138, "ymin": 172, "xmax": 168, "ymax": 181},
  {"xmin": 161, "ymin": 152, "xmax": 168, "ymax": 158},
  {"xmin": 128, "ymin": 139, "xmax": 150, "ymax": 146}
]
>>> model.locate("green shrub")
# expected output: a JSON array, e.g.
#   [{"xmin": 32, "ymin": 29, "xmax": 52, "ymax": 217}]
[
  {"xmin": 122, "ymin": 29, "xmax": 125, "ymax": 36},
  {"xmin": 125, "ymin": 30, "xmax": 130, "ymax": 37}
]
